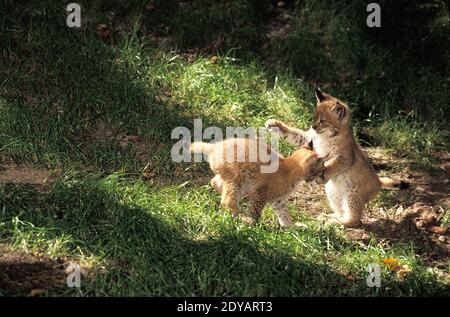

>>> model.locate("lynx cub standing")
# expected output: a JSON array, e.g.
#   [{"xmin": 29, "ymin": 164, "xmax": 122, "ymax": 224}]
[
  {"xmin": 266, "ymin": 89, "xmax": 407, "ymax": 227},
  {"xmin": 188, "ymin": 138, "xmax": 324, "ymax": 228}
]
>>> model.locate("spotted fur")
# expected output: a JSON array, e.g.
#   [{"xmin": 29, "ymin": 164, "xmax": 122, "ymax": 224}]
[
  {"xmin": 265, "ymin": 89, "xmax": 408, "ymax": 227},
  {"xmin": 189, "ymin": 138, "xmax": 324, "ymax": 228}
]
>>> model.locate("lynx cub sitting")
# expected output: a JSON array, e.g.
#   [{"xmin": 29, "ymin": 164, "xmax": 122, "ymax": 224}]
[{"xmin": 187, "ymin": 138, "xmax": 324, "ymax": 228}]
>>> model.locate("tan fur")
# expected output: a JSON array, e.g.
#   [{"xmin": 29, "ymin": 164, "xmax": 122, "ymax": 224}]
[
  {"xmin": 189, "ymin": 138, "xmax": 324, "ymax": 228},
  {"xmin": 265, "ymin": 89, "xmax": 408, "ymax": 227}
]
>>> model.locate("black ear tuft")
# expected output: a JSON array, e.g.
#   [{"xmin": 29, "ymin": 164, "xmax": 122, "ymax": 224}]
[{"xmin": 315, "ymin": 88, "xmax": 330, "ymax": 103}]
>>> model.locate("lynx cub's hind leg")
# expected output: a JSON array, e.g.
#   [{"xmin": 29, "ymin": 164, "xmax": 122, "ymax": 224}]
[
  {"xmin": 211, "ymin": 174, "xmax": 223, "ymax": 193},
  {"xmin": 245, "ymin": 190, "xmax": 266, "ymax": 225},
  {"xmin": 318, "ymin": 189, "xmax": 344, "ymax": 221},
  {"xmin": 326, "ymin": 196, "xmax": 363, "ymax": 227},
  {"xmin": 220, "ymin": 182, "xmax": 239, "ymax": 216},
  {"xmin": 271, "ymin": 199, "xmax": 293, "ymax": 228}
]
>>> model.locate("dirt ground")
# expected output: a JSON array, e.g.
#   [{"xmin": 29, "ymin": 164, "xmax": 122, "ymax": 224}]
[
  {"xmin": 0, "ymin": 166, "xmax": 54, "ymax": 190},
  {"xmin": 0, "ymin": 245, "xmax": 69, "ymax": 296}
]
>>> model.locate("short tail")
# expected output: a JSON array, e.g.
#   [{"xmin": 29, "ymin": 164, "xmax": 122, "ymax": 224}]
[
  {"xmin": 187, "ymin": 141, "xmax": 213, "ymax": 154},
  {"xmin": 379, "ymin": 176, "xmax": 409, "ymax": 190}
]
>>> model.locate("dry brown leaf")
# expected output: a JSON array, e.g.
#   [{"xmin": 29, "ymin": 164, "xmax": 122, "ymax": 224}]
[
  {"xmin": 29, "ymin": 289, "xmax": 46, "ymax": 297},
  {"xmin": 173, "ymin": 166, "xmax": 184, "ymax": 177},
  {"xmin": 210, "ymin": 56, "xmax": 218, "ymax": 64},
  {"xmin": 145, "ymin": 1, "xmax": 155, "ymax": 11},
  {"xmin": 414, "ymin": 219, "xmax": 429, "ymax": 229},
  {"xmin": 396, "ymin": 264, "xmax": 412, "ymax": 280},
  {"xmin": 427, "ymin": 225, "xmax": 448, "ymax": 235},
  {"xmin": 123, "ymin": 135, "xmax": 142, "ymax": 143},
  {"xmin": 345, "ymin": 274, "xmax": 354, "ymax": 281},
  {"xmin": 52, "ymin": 167, "xmax": 63, "ymax": 177},
  {"xmin": 97, "ymin": 24, "xmax": 111, "ymax": 42},
  {"xmin": 422, "ymin": 214, "xmax": 437, "ymax": 224},
  {"xmin": 143, "ymin": 171, "xmax": 155, "ymax": 180}
]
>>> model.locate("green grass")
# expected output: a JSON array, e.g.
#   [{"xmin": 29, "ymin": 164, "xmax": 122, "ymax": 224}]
[
  {"xmin": 1, "ymin": 174, "xmax": 448, "ymax": 296},
  {"xmin": 0, "ymin": 0, "xmax": 449, "ymax": 296}
]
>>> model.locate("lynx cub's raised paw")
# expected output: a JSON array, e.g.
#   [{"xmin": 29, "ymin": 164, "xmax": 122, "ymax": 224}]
[{"xmin": 265, "ymin": 119, "xmax": 282, "ymax": 131}]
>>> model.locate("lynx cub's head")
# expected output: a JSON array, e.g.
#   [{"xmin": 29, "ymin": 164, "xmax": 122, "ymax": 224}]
[
  {"xmin": 292, "ymin": 144, "xmax": 325, "ymax": 182},
  {"xmin": 312, "ymin": 88, "xmax": 350, "ymax": 136}
]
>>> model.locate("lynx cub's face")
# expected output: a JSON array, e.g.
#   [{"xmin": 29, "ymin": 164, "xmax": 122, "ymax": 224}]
[
  {"xmin": 312, "ymin": 89, "xmax": 350, "ymax": 136},
  {"xmin": 293, "ymin": 145, "xmax": 325, "ymax": 182}
]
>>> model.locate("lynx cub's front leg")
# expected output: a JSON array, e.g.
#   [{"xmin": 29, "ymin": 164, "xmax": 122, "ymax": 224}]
[
  {"xmin": 265, "ymin": 119, "xmax": 309, "ymax": 147},
  {"xmin": 220, "ymin": 182, "xmax": 239, "ymax": 216},
  {"xmin": 322, "ymin": 155, "xmax": 353, "ymax": 182},
  {"xmin": 271, "ymin": 198, "xmax": 293, "ymax": 228}
]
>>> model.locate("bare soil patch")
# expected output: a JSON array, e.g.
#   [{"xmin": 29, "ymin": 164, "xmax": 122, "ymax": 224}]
[
  {"xmin": 0, "ymin": 166, "xmax": 54, "ymax": 191},
  {"xmin": 0, "ymin": 244, "xmax": 69, "ymax": 296}
]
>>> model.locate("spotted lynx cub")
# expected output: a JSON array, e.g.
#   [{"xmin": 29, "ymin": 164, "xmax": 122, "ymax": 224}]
[
  {"xmin": 187, "ymin": 138, "xmax": 324, "ymax": 228},
  {"xmin": 266, "ymin": 89, "xmax": 408, "ymax": 227}
]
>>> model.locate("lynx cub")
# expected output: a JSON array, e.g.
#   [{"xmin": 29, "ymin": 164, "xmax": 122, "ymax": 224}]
[
  {"xmin": 187, "ymin": 138, "xmax": 324, "ymax": 228},
  {"xmin": 266, "ymin": 89, "xmax": 408, "ymax": 227}
]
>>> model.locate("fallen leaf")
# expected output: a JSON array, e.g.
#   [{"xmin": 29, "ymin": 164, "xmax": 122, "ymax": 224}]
[
  {"xmin": 396, "ymin": 264, "xmax": 412, "ymax": 280},
  {"xmin": 210, "ymin": 56, "xmax": 218, "ymax": 64},
  {"xmin": 173, "ymin": 166, "xmax": 184, "ymax": 177},
  {"xmin": 414, "ymin": 219, "xmax": 429, "ymax": 229},
  {"xmin": 145, "ymin": 0, "xmax": 155, "ymax": 11},
  {"xmin": 440, "ymin": 162, "xmax": 450, "ymax": 172},
  {"xmin": 155, "ymin": 95, "xmax": 167, "ymax": 103},
  {"xmin": 29, "ymin": 289, "xmax": 46, "ymax": 297},
  {"xmin": 97, "ymin": 24, "xmax": 111, "ymax": 42},
  {"xmin": 52, "ymin": 167, "xmax": 63, "ymax": 177},
  {"xmin": 431, "ymin": 151, "xmax": 450, "ymax": 161},
  {"xmin": 427, "ymin": 226, "xmax": 448, "ymax": 235},
  {"xmin": 382, "ymin": 258, "xmax": 401, "ymax": 270},
  {"xmin": 123, "ymin": 135, "xmax": 142, "ymax": 143},
  {"xmin": 143, "ymin": 171, "xmax": 155, "ymax": 180},
  {"xmin": 415, "ymin": 185, "xmax": 426, "ymax": 192},
  {"xmin": 345, "ymin": 274, "xmax": 354, "ymax": 281},
  {"xmin": 422, "ymin": 213, "xmax": 436, "ymax": 224}
]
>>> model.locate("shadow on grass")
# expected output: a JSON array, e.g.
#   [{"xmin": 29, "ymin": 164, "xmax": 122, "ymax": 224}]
[
  {"xmin": 1, "ymin": 1, "xmax": 239, "ymax": 173},
  {"xmin": 1, "ymin": 177, "xmax": 449, "ymax": 296}
]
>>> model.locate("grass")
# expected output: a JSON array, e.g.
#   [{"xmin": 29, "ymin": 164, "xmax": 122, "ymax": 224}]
[
  {"xmin": 0, "ymin": 0, "xmax": 449, "ymax": 296},
  {"xmin": 1, "ymin": 175, "xmax": 448, "ymax": 296}
]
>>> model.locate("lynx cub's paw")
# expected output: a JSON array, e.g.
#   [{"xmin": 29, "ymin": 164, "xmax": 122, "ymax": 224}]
[
  {"xmin": 264, "ymin": 119, "xmax": 282, "ymax": 131},
  {"xmin": 240, "ymin": 214, "xmax": 257, "ymax": 226},
  {"xmin": 294, "ymin": 222, "xmax": 308, "ymax": 229},
  {"xmin": 318, "ymin": 213, "xmax": 340, "ymax": 222}
]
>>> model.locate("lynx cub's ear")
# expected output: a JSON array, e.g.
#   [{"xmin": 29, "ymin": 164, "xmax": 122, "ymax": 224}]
[
  {"xmin": 315, "ymin": 88, "xmax": 331, "ymax": 104},
  {"xmin": 332, "ymin": 102, "xmax": 347, "ymax": 120}
]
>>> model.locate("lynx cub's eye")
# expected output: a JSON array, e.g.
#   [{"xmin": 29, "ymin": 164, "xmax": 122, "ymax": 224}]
[{"xmin": 319, "ymin": 117, "xmax": 324, "ymax": 123}]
